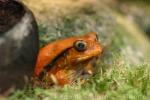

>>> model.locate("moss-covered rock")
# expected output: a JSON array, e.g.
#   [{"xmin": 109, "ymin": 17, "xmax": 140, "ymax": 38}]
[{"xmin": 115, "ymin": 0, "xmax": 150, "ymax": 37}]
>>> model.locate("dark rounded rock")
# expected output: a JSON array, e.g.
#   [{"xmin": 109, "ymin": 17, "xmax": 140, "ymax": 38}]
[{"xmin": 0, "ymin": 0, "xmax": 39, "ymax": 94}]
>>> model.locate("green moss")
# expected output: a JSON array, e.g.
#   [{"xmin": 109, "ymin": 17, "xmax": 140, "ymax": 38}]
[{"xmin": 9, "ymin": 64, "xmax": 150, "ymax": 100}]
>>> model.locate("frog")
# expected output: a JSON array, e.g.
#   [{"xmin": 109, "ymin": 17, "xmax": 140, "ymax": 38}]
[{"xmin": 34, "ymin": 32, "xmax": 103, "ymax": 86}]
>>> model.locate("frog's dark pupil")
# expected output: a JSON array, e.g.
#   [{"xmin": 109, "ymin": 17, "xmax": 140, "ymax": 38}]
[
  {"xmin": 74, "ymin": 40, "xmax": 87, "ymax": 51},
  {"xmin": 79, "ymin": 42, "xmax": 85, "ymax": 48}
]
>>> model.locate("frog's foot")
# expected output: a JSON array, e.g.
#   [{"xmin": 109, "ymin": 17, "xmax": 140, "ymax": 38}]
[{"xmin": 50, "ymin": 70, "xmax": 70, "ymax": 86}]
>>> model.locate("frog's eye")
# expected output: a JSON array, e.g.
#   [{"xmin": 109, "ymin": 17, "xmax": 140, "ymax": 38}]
[{"xmin": 74, "ymin": 40, "xmax": 87, "ymax": 52}]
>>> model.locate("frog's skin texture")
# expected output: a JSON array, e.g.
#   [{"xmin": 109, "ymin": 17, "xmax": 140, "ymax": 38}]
[{"xmin": 34, "ymin": 32, "xmax": 102, "ymax": 86}]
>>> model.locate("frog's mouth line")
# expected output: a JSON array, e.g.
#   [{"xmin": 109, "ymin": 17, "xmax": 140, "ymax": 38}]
[
  {"xmin": 75, "ymin": 55, "xmax": 94, "ymax": 62},
  {"xmin": 73, "ymin": 52, "xmax": 101, "ymax": 63}
]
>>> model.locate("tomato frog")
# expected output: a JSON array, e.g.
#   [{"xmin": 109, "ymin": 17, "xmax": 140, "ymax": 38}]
[{"xmin": 34, "ymin": 32, "xmax": 103, "ymax": 86}]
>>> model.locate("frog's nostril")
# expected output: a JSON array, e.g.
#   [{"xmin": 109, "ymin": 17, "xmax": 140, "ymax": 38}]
[{"xmin": 95, "ymin": 34, "xmax": 99, "ymax": 41}]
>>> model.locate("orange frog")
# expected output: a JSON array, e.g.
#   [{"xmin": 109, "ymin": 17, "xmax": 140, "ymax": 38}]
[{"xmin": 34, "ymin": 32, "xmax": 103, "ymax": 86}]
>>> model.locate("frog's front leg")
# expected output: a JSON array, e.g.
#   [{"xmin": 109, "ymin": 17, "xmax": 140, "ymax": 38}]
[
  {"xmin": 43, "ymin": 68, "xmax": 70, "ymax": 86},
  {"xmin": 82, "ymin": 61, "xmax": 94, "ymax": 76}
]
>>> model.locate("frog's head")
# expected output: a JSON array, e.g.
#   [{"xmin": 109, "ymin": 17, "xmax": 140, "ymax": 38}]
[
  {"xmin": 49, "ymin": 32, "xmax": 103, "ymax": 85},
  {"xmin": 67, "ymin": 32, "xmax": 103, "ymax": 64}
]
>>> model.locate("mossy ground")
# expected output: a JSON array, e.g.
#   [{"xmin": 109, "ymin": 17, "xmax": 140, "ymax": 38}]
[
  {"xmin": 9, "ymin": 64, "xmax": 150, "ymax": 100},
  {"xmin": 8, "ymin": 0, "xmax": 150, "ymax": 100}
]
